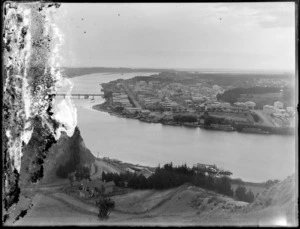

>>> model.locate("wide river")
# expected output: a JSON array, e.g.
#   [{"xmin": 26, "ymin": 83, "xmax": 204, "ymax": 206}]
[{"xmin": 57, "ymin": 72, "xmax": 296, "ymax": 183}]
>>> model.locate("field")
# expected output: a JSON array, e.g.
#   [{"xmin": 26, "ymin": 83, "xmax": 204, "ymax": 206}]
[
  {"xmin": 238, "ymin": 93, "xmax": 282, "ymax": 109},
  {"xmin": 252, "ymin": 110, "xmax": 276, "ymax": 127},
  {"xmin": 209, "ymin": 112, "xmax": 253, "ymax": 123}
]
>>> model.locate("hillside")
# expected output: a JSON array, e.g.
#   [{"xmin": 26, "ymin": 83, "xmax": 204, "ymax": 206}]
[
  {"xmin": 61, "ymin": 67, "xmax": 172, "ymax": 78},
  {"xmin": 19, "ymin": 126, "xmax": 95, "ymax": 187},
  {"xmin": 3, "ymin": 126, "xmax": 95, "ymax": 224},
  {"xmin": 243, "ymin": 174, "xmax": 297, "ymax": 225},
  {"xmin": 9, "ymin": 174, "xmax": 297, "ymax": 226}
]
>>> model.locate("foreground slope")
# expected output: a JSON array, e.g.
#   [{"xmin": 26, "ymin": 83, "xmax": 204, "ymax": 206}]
[{"xmin": 12, "ymin": 174, "xmax": 297, "ymax": 226}]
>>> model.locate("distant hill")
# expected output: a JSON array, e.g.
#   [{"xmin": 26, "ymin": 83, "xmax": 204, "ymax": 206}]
[{"xmin": 61, "ymin": 67, "xmax": 174, "ymax": 78}]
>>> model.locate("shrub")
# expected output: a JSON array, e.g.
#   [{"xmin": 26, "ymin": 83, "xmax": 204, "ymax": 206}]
[{"xmin": 96, "ymin": 196, "xmax": 115, "ymax": 219}]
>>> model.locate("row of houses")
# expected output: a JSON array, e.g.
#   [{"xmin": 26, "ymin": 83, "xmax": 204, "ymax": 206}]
[
  {"xmin": 233, "ymin": 101, "xmax": 256, "ymax": 110},
  {"xmin": 112, "ymin": 92, "xmax": 132, "ymax": 107}
]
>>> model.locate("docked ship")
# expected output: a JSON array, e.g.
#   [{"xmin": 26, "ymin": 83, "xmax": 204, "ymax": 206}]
[
  {"xmin": 241, "ymin": 127, "xmax": 270, "ymax": 134},
  {"xmin": 205, "ymin": 124, "xmax": 235, "ymax": 131}
]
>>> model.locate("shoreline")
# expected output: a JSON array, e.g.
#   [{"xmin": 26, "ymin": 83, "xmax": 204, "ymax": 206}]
[
  {"xmin": 94, "ymin": 154, "xmax": 271, "ymax": 187},
  {"xmin": 91, "ymin": 103, "xmax": 295, "ymax": 135}
]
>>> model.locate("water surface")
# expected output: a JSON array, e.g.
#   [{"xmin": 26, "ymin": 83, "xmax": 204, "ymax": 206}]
[{"xmin": 58, "ymin": 72, "xmax": 296, "ymax": 182}]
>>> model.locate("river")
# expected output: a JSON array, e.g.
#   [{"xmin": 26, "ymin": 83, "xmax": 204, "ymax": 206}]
[{"xmin": 57, "ymin": 72, "xmax": 296, "ymax": 183}]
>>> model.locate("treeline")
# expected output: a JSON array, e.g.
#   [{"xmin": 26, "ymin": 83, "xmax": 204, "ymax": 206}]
[
  {"xmin": 217, "ymin": 87, "xmax": 281, "ymax": 104},
  {"xmin": 102, "ymin": 163, "xmax": 234, "ymax": 198},
  {"xmin": 235, "ymin": 186, "xmax": 255, "ymax": 203}
]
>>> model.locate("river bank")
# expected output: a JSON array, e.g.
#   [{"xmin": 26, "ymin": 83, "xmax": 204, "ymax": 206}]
[{"xmin": 92, "ymin": 102, "xmax": 295, "ymax": 135}]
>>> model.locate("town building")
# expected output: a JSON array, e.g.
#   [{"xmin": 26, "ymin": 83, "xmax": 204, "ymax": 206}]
[
  {"xmin": 137, "ymin": 168, "xmax": 153, "ymax": 179},
  {"xmin": 286, "ymin": 107, "xmax": 295, "ymax": 113},
  {"xmin": 263, "ymin": 105, "xmax": 276, "ymax": 114},
  {"xmin": 80, "ymin": 179, "xmax": 115, "ymax": 196},
  {"xmin": 274, "ymin": 101, "xmax": 284, "ymax": 109},
  {"xmin": 124, "ymin": 107, "xmax": 141, "ymax": 114},
  {"xmin": 245, "ymin": 101, "xmax": 256, "ymax": 109}
]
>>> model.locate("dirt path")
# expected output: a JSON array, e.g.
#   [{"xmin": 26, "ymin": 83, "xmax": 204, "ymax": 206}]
[
  {"xmin": 252, "ymin": 110, "xmax": 275, "ymax": 127},
  {"xmin": 49, "ymin": 192, "xmax": 98, "ymax": 215},
  {"xmin": 91, "ymin": 160, "xmax": 122, "ymax": 180}
]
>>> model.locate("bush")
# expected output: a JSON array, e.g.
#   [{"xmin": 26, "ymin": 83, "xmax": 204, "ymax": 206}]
[
  {"xmin": 96, "ymin": 196, "xmax": 115, "ymax": 219},
  {"xmin": 235, "ymin": 185, "xmax": 247, "ymax": 201},
  {"xmin": 245, "ymin": 189, "xmax": 255, "ymax": 203},
  {"xmin": 235, "ymin": 185, "xmax": 255, "ymax": 203},
  {"xmin": 215, "ymin": 176, "xmax": 234, "ymax": 197}
]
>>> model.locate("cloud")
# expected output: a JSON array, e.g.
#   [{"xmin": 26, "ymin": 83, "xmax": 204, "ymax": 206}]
[{"xmin": 213, "ymin": 2, "xmax": 295, "ymax": 29}]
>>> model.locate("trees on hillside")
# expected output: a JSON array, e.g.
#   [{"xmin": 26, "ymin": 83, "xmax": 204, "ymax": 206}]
[
  {"xmin": 265, "ymin": 179, "xmax": 280, "ymax": 189},
  {"xmin": 75, "ymin": 165, "xmax": 90, "ymax": 181},
  {"xmin": 235, "ymin": 185, "xmax": 255, "ymax": 203},
  {"xmin": 102, "ymin": 163, "xmax": 234, "ymax": 198}
]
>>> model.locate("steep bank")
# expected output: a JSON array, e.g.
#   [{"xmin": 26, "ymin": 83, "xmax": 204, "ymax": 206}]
[
  {"xmin": 20, "ymin": 126, "xmax": 95, "ymax": 187},
  {"xmin": 3, "ymin": 126, "xmax": 95, "ymax": 225},
  {"xmin": 243, "ymin": 174, "xmax": 297, "ymax": 225}
]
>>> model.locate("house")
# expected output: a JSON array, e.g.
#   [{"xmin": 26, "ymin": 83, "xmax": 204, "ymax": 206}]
[
  {"xmin": 140, "ymin": 109, "xmax": 151, "ymax": 115},
  {"xmin": 124, "ymin": 107, "xmax": 141, "ymax": 114},
  {"xmin": 137, "ymin": 168, "xmax": 153, "ymax": 179},
  {"xmin": 103, "ymin": 181, "xmax": 115, "ymax": 194},
  {"xmin": 263, "ymin": 105, "xmax": 276, "ymax": 114},
  {"xmin": 233, "ymin": 102, "xmax": 248, "ymax": 110},
  {"xmin": 274, "ymin": 101, "xmax": 284, "ymax": 109},
  {"xmin": 245, "ymin": 101, "xmax": 256, "ymax": 109},
  {"xmin": 286, "ymin": 107, "xmax": 294, "ymax": 113},
  {"xmin": 80, "ymin": 179, "xmax": 116, "ymax": 196},
  {"xmin": 220, "ymin": 102, "xmax": 231, "ymax": 108},
  {"xmin": 79, "ymin": 190, "xmax": 89, "ymax": 199}
]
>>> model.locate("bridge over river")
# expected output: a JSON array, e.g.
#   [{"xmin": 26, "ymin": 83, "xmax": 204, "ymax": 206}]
[{"xmin": 56, "ymin": 93, "xmax": 104, "ymax": 99}]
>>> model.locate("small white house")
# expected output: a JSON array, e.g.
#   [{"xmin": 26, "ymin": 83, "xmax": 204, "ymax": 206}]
[
  {"xmin": 245, "ymin": 101, "xmax": 256, "ymax": 110},
  {"xmin": 274, "ymin": 101, "xmax": 284, "ymax": 109},
  {"xmin": 263, "ymin": 105, "xmax": 276, "ymax": 114}
]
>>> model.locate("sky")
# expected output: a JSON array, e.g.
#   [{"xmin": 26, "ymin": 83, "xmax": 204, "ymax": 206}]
[{"xmin": 53, "ymin": 3, "xmax": 295, "ymax": 72}]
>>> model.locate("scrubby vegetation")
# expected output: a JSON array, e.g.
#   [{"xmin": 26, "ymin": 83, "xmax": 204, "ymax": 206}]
[
  {"xmin": 96, "ymin": 196, "xmax": 115, "ymax": 220},
  {"xmin": 102, "ymin": 163, "xmax": 234, "ymax": 197}
]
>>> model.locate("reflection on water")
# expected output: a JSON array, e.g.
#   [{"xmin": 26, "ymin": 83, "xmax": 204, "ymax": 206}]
[{"xmin": 57, "ymin": 72, "xmax": 296, "ymax": 182}]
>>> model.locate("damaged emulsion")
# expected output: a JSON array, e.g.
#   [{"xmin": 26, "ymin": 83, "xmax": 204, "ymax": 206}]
[{"xmin": 3, "ymin": 2, "xmax": 61, "ymax": 217}]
